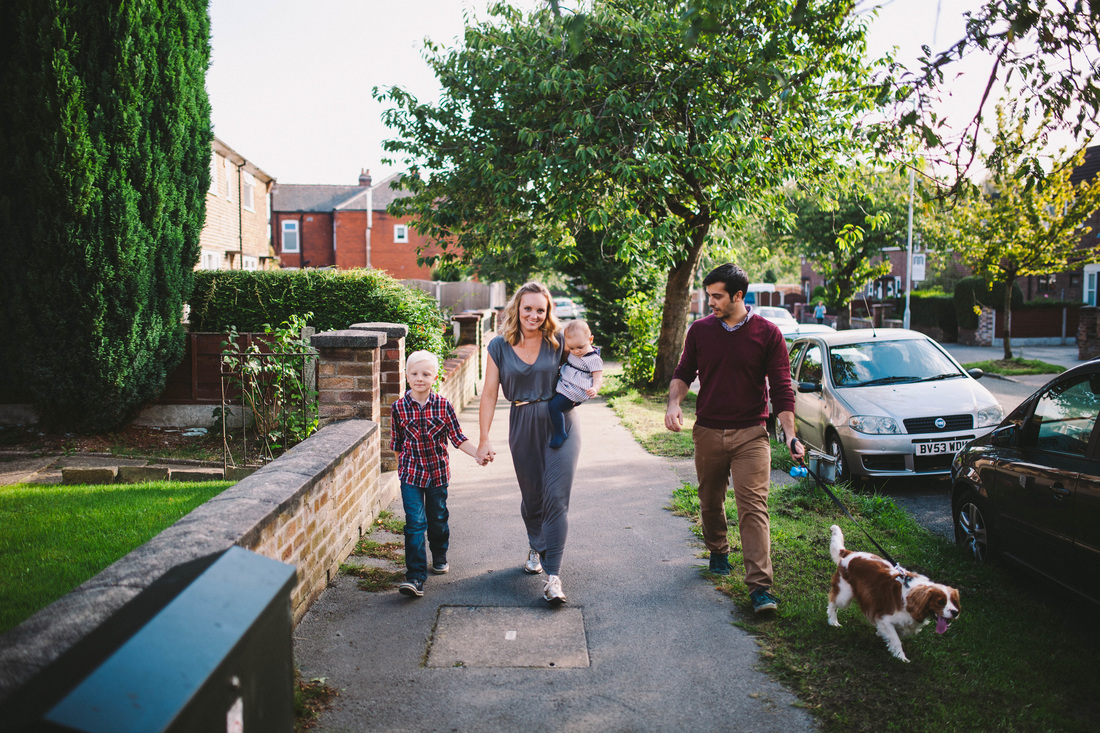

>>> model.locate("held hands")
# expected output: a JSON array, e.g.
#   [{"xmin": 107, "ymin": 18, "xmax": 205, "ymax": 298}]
[
  {"xmin": 585, "ymin": 386, "xmax": 598, "ymax": 398},
  {"xmin": 476, "ymin": 440, "xmax": 496, "ymax": 466}
]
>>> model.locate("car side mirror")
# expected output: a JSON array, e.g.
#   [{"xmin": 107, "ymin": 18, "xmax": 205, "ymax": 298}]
[
  {"xmin": 797, "ymin": 380, "xmax": 823, "ymax": 393},
  {"xmin": 967, "ymin": 368, "xmax": 984, "ymax": 379},
  {"xmin": 990, "ymin": 424, "xmax": 1017, "ymax": 448}
]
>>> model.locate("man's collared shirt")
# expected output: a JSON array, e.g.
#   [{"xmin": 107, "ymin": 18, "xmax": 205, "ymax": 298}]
[
  {"xmin": 719, "ymin": 304, "xmax": 755, "ymax": 332},
  {"xmin": 390, "ymin": 391, "xmax": 469, "ymax": 487}
]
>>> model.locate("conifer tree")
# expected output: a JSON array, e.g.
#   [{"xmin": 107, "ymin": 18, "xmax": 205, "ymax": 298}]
[{"xmin": 0, "ymin": 0, "xmax": 212, "ymax": 430}]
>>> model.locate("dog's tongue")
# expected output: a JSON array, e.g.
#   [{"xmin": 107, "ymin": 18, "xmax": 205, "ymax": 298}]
[{"xmin": 936, "ymin": 615, "xmax": 949, "ymax": 634}]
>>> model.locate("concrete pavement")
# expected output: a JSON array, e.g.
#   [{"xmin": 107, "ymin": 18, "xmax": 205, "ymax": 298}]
[{"xmin": 293, "ymin": 398, "xmax": 816, "ymax": 733}]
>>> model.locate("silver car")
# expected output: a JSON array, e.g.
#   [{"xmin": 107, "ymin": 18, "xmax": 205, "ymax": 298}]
[{"xmin": 783, "ymin": 329, "xmax": 1003, "ymax": 481}]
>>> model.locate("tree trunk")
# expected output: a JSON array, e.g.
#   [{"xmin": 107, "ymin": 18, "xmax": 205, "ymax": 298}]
[
  {"xmin": 651, "ymin": 234, "xmax": 708, "ymax": 387},
  {"xmin": 1003, "ymin": 277, "xmax": 1014, "ymax": 360}
]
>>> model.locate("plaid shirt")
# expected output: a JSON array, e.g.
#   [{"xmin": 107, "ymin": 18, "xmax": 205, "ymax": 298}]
[{"xmin": 390, "ymin": 391, "xmax": 469, "ymax": 487}]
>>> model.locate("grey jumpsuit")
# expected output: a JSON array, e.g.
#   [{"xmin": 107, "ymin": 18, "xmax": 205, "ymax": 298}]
[{"xmin": 487, "ymin": 335, "xmax": 581, "ymax": 576}]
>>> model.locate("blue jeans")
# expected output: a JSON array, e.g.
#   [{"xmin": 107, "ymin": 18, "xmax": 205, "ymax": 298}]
[
  {"xmin": 548, "ymin": 393, "xmax": 578, "ymax": 447},
  {"xmin": 400, "ymin": 481, "xmax": 449, "ymax": 582}
]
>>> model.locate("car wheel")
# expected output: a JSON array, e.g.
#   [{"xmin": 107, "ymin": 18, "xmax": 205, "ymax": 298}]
[
  {"xmin": 953, "ymin": 488, "xmax": 996, "ymax": 563},
  {"xmin": 826, "ymin": 432, "xmax": 850, "ymax": 483}
]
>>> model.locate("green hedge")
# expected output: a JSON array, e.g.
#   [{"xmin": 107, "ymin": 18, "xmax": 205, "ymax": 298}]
[
  {"xmin": 953, "ymin": 277, "xmax": 1023, "ymax": 330},
  {"xmin": 890, "ymin": 292, "xmax": 958, "ymax": 341},
  {"xmin": 188, "ymin": 270, "xmax": 449, "ymax": 359}
]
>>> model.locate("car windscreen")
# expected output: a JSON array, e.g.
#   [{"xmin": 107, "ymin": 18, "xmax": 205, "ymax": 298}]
[{"xmin": 828, "ymin": 339, "xmax": 962, "ymax": 387}]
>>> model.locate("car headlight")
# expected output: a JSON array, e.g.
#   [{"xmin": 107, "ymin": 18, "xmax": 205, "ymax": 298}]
[
  {"xmin": 848, "ymin": 415, "xmax": 901, "ymax": 434},
  {"xmin": 976, "ymin": 404, "xmax": 1004, "ymax": 428}
]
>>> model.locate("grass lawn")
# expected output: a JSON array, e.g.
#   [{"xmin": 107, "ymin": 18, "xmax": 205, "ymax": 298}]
[
  {"xmin": 0, "ymin": 479, "xmax": 232, "ymax": 634},
  {"xmin": 962, "ymin": 357, "xmax": 1066, "ymax": 376},
  {"xmin": 606, "ymin": 368, "xmax": 1100, "ymax": 731}
]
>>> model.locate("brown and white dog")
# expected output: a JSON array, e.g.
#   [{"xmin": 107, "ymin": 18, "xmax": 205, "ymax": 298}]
[{"xmin": 827, "ymin": 525, "xmax": 961, "ymax": 662}]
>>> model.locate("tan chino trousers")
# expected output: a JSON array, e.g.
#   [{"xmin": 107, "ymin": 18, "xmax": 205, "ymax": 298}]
[{"xmin": 692, "ymin": 424, "xmax": 773, "ymax": 591}]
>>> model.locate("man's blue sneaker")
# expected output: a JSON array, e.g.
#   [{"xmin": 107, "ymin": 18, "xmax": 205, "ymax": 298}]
[
  {"xmin": 398, "ymin": 578, "xmax": 424, "ymax": 597},
  {"xmin": 708, "ymin": 552, "xmax": 731, "ymax": 576},
  {"xmin": 750, "ymin": 588, "xmax": 778, "ymax": 613}
]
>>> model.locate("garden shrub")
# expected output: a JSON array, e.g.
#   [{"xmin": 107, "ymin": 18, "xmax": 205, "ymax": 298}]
[
  {"xmin": 621, "ymin": 291, "xmax": 662, "ymax": 387},
  {"xmin": 188, "ymin": 269, "xmax": 449, "ymax": 360},
  {"xmin": 953, "ymin": 277, "xmax": 1023, "ymax": 330}
]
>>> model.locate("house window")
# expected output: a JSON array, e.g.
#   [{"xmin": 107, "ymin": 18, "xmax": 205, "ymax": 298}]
[
  {"xmin": 1085, "ymin": 265, "xmax": 1100, "ymax": 305},
  {"xmin": 282, "ymin": 220, "xmax": 300, "ymax": 253},
  {"xmin": 242, "ymin": 171, "xmax": 255, "ymax": 212},
  {"xmin": 224, "ymin": 158, "xmax": 234, "ymax": 202},
  {"xmin": 209, "ymin": 152, "xmax": 218, "ymax": 195},
  {"xmin": 394, "ymin": 224, "xmax": 409, "ymax": 243},
  {"xmin": 242, "ymin": 256, "xmax": 258, "ymax": 271},
  {"xmin": 1037, "ymin": 274, "xmax": 1054, "ymax": 293},
  {"xmin": 200, "ymin": 249, "xmax": 221, "ymax": 270}
]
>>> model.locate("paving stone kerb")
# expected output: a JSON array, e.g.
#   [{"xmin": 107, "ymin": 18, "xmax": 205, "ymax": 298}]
[{"xmin": 0, "ymin": 418, "xmax": 393, "ymax": 704}]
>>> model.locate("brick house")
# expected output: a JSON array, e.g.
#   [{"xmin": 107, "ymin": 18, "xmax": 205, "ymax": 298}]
[
  {"xmin": 270, "ymin": 171, "xmax": 442, "ymax": 277},
  {"xmin": 200, "ymin": 136, "xmax": 276, "ymax": 271}
]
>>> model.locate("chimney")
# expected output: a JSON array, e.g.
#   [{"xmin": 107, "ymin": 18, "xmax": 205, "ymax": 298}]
[{"xmin": 359, "ymin": 168, "xmax": 372, "ymax": 187}]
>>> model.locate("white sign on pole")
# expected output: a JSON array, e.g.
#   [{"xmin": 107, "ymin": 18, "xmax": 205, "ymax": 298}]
[{"xmin": 911, "ymin": 253, "xmax": 926, "ymax": 282}]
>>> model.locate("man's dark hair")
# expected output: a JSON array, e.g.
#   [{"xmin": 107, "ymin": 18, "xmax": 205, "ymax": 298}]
[{"xmin": 703, "ymin": 264, "xmax": 750, "ymax": 299}]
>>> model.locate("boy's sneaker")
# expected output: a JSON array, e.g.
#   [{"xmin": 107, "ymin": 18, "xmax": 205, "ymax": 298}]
[
  {"xmin": 523, "ymin": 548, "xmax": 543, "ymax": 574},
  {"xmin": 431, "ymin": 560, "xmax": 449, "ymax": 575},
  {"xmin": 708, "ymin": 552, "xmax": 731, "ymax": 576},
  {"xmin": 750, "ymin": 587, "xmax": 778, "ymax": 613},
  {"xmin": 543, "ymin": 574, "xmax": 566, "ymax": 605},
  {"xmin": 549, "ymin": 431, "xmax": 568, "ymax": 449},
  {"xmin": 398, "ymin": 579, "xmax": 424, "ymax": 597}
]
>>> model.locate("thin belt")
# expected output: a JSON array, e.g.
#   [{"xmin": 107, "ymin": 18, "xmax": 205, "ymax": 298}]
[{"xmin": 512, "ymin": 398, "xmax": 547, "ymax": 407}]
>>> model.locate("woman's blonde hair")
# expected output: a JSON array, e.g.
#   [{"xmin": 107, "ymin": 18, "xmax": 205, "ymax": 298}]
[{"xmin": 498, "ymin": 281, "xmax": 560, "ymax": 348}]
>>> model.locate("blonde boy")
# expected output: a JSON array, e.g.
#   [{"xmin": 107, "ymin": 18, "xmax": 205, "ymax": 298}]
[{"xmin": 390, "ymin": 350, "xmax": 481, "ymax": 597}]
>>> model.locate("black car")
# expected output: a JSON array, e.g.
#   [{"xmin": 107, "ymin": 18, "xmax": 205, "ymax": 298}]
[{"xmin": 950, "ymin": 359, "xmax": 1100, "ymax": 605}]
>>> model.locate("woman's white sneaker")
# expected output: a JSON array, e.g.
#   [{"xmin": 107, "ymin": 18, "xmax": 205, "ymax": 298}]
[
  {"xmin": 543, "ymin": 574, "xmax": 566, "ymax": 605},
  {"xmin": 524, "ymin": 548, "xmax": 543, "ymax": 574}
]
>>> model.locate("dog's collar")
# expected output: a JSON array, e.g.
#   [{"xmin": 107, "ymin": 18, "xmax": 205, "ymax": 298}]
[{"xmin": 893, "ymin": 564, "xmax": 912, "ymax": 588}]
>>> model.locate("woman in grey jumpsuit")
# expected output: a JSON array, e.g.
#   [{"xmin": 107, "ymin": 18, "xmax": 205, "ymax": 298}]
[{"xmin": 477, "ymin": 282, "xmax": 580, "ymax": 605}]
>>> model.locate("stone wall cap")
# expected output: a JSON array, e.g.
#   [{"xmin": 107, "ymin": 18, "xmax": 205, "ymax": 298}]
[
  {"xmin": 350, "ymin": 323, "xmax": 409, "ymax": 338},
  {"xmin": 312, "ymin": 330, "xmax": 385, "ymax": 348},
  {"xmin": 451, "ymin": 313, "xmax": 482, "ymax": 323}
]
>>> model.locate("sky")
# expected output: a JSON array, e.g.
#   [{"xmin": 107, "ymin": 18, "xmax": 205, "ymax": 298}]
[{"xmin": 205, "ymin": 0, "xmax": 1003, "ymax": 186}]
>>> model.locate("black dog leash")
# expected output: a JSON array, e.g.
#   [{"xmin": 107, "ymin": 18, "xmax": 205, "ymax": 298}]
[{"xmin": 789, "ymin": 437, "xmax": 905, "ymax": 571}]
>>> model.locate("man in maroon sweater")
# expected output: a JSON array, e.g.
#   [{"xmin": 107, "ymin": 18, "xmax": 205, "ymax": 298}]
[{"xmin": 665, "ymin": 263, "xmax": 804, "ymax": 614}]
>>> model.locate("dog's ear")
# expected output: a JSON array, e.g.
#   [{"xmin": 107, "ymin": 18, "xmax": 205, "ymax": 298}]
[{"xmin": 906, "ymin": 586, "xmax": 946, "ymax": 620}]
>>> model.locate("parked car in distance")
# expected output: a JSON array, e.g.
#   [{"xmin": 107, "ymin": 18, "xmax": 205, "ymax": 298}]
[
  {"xmin": 554, "ymin": 297, "xmax": 582, "ymax": 320},
  {"xmin": 756, "ymin": 306, "xmax": 835, "ymax": 339},
  {"xmin": 784, "ymin": 328, "xmax": 1003, "ymax": 481},
  {"xmin": 951, "ymin": 359, "xmax": 1100, "ymax": 605}
]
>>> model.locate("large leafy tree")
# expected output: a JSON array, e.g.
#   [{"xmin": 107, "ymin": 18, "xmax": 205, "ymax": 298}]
[
  {"xmin": 777, "ymin": 170, "xmax": 912, "ymax": 329},
  {"xmin": 0, "ymin": 0, "xmax": 212, "ymax": 430},
  {"xmin": 929, "ymin": 107, "xmax": 1100, "ymax": 359},
  {"xmin": 377, "ymin": 0, "xmax": 881, "ymax": 385}
]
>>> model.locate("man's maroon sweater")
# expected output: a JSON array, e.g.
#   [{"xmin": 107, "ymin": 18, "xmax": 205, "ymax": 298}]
[{"xmin": 672, "ymin": 312, "xmax": 796, "ymax": 430}]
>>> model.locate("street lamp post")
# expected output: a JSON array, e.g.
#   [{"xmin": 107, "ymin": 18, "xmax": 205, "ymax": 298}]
[{"xmin": 903, "ymin": 165, "xmax": 914, "ymax": 330}]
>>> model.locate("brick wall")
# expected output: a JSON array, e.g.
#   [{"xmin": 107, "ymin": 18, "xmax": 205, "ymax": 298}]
[
  {"xmin": 273, "ymin": 212, "xmax": 336, "ymax": 269},
  {"xmin": 369, "ymin": 211, "xmax": 439, "ymax": 279},
  {"xmin": 0, "ymin": 325, "xmax": 488, "ymax": 702},
  {"xmin": 0, "ymin": 420, "xmax": 391, "ymax": 702}
]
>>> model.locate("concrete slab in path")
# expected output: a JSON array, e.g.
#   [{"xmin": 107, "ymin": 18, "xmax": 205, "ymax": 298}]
[{"xmin": 293, "ymin": 398, "xmax": 815, "ymax": 733}]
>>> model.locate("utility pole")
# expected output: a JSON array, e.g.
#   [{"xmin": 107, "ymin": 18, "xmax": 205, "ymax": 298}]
[{"xmin": 904, "ymin": 165, "xmax": 914, "ymax": 330}]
